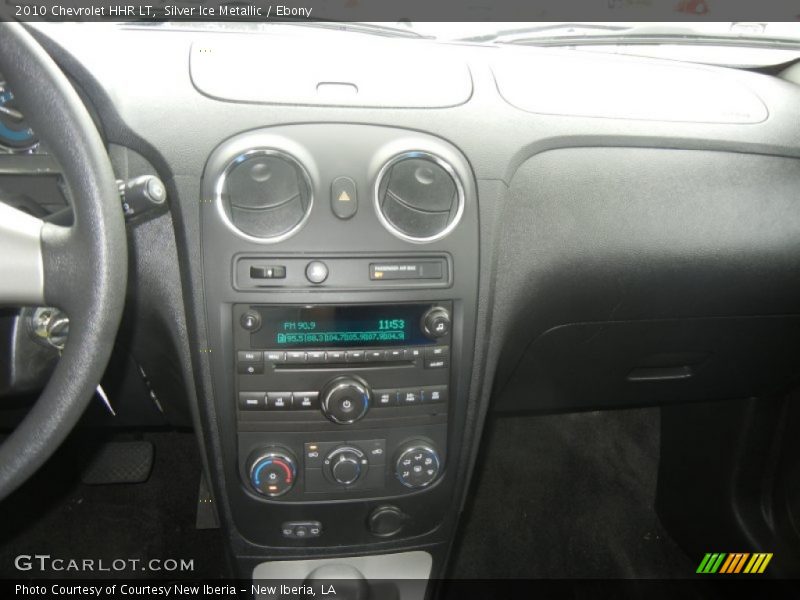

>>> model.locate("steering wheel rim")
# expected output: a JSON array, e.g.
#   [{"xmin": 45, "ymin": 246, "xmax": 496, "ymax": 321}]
[{"xmin": 0, "ymin": 23, "xmax": 127, "ymax": 500}]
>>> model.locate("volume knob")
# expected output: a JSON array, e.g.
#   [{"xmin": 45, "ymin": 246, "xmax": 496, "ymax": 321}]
[
  {"xmin": 320, "ymin": 376, "xmax": 371, "ymax": 424},
  {"xmin": 422, "ymin": 306, "xmax": 451, "ymax": 339}
]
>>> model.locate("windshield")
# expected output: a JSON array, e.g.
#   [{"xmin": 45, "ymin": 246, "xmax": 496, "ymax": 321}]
[{"xmin": 386, "ymin": 22, "xmax": 800, "ymax": 44}]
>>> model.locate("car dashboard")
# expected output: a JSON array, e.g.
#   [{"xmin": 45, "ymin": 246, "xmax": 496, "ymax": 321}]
[{"xmin": 3, "ymin": 21, "xmax": 800, "ymax": 588}]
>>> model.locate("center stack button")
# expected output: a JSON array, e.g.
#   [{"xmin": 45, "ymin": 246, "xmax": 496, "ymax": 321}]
[{"xmin": 320, "ymin": 376, "xmax": 371, "ymax": 424}]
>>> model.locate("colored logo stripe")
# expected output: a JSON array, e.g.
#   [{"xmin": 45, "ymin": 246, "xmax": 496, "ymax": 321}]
[
  {"xmin": 697, "ymin": 553, "xmax": 773, "ymax": 574},
  {"xmin": 719, "ymin": 553, "xmax": 749, "ymax": 573},
  {"xmin": 697, "ymin": 553, "xmax": 726, "ymax": 573}
]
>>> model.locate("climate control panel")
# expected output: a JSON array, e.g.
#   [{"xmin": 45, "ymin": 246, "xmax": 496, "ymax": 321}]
[{"xmin": 242, "ymin": 436, "xmax": 444, "ymax": 500}]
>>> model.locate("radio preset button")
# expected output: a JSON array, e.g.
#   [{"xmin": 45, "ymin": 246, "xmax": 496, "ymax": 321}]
[
  {"xmin": 238, "ymin": 350, "xmax": 262, "ymax": 362},
  {"xmin": 286, "ymin": 351, "xmax": 306, "ymax": 363},
  {"xmin": 292, "ymin": 391, "xmax": 320, "ymax": 410},
  {"xmin": 366, "ymin": 350, "xmax": 385, "ymax": 362},
  {"xmin": 346, "ymin": 350, "xmax": 365, "ymax": 363},
  {"xmin": 387, "ymin": 349, "xmax": 404, "ymax": 361},
  {"xmin": 266, "ymin": 392, "xmax": 292, "ymax": 409},
  {"xmin": 326, "ymin": 350, "xmax": 345, "ymax": 362},
  {"xmin": 374, "ymin": 389, "xmax": 398, "ymax": 407},
  {"xmin": 307, "ymin": 351, "xmax": 326, "ymax": 363}
]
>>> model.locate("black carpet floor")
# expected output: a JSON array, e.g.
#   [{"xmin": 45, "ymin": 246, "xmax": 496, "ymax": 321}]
[
  {"xmin": 0, "ymin": 429, "xmax": 226, "ymax": 579},
  {"xmin": 448, "ymin": 407, "xmax": 694, "ymax": 579}
]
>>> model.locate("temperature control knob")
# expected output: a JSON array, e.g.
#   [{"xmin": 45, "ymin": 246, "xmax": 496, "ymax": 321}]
[
  {"xmin": 247, "ymin": 449, "xmax": 297, "ymax": 497},
  {"xmin": 395, "ymin": 442, "xmax": 441, "ymax": 489},
  {"xmin": 324, "ymin": 446, "xmax": 368, "ymax": 485},
  {"xmin": 422, "ymin": 306, "xmax": 451, "ymax": 339},
  {"xmin": 320, "ymin": 376, "xmax": 371, "ymax": 424}
]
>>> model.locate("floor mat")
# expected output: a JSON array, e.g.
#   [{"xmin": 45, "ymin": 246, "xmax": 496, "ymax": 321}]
[
  {"xmin": 448, "ymin": 407, "xmax": 694, "ymax": 578},
  {"xmin": 0, "ymin": 429, "xmax": 226, "ymax": 579}
]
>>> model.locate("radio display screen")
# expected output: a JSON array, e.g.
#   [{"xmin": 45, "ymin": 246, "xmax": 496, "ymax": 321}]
[{"xmin": 249, "ymin": 304, "xmax": 436, "ymax": 348}]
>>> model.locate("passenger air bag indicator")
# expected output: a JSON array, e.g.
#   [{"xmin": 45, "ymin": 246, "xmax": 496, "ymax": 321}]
[{"xmin": 370, "ymin": 260, "xmax": 444, "ymax": 280}]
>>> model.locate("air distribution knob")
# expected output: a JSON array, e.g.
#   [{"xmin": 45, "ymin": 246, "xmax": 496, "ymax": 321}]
[
  {"xmin": 320, "ymin": 376, "xmax": 371, "ymax": 424},
  {"xmin": 422, "ymin": 306, "xmax": 451, "ymax": 339},
  {"xmin": 247, "ymin": 449, "xmax": 297, "ymax": 497},
  {"xmin": 395, "ymin": 442, "xmax": 441, "ymax": 489}
]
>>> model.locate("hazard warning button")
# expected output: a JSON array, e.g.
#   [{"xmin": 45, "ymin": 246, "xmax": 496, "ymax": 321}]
[{"xmin": 331, "ymin": 176, "xmax": 358, "ymax": 220}]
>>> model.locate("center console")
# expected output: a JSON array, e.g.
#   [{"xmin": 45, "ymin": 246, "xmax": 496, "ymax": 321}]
[
  {"xmin": 235, "ymin": 301, "xmax": 451, "ymax": 506},
  {"xmin": 199, "ymin": 123, "xmax": 479, "ymax": 573}
]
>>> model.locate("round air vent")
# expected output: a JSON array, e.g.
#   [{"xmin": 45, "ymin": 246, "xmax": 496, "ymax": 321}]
[
  {"xmin": 216, "ymin": 149, "xmax": 313, "ymax": 242},
  {"xmin": 374, "ymin": 152, "xmax": 464, "ymax": 243}
]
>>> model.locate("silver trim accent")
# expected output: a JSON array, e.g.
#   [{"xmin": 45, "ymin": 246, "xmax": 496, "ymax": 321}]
[
  {"xmin": 321, "ymin": 379, "xmax": 370, "ymax": 425},
  {"xmin": 248, "ymin": 450, "xmax": 297, "ymax": 498},
  {"xmin": 373, "ymin": 151, "xmax": 466, "ymax": 244},
  {"xmin": 252, "ymin": 551, "xmax": 433, "ymax": 587},
  {"xmin": 214, "ymin": 148, "xmax": 314, "ymax": 244},
  {"xmin": 395, "ymin": 444, "xmax": 441, "ymax": 489},
  {"xmin": 0, "ymin": 201, "xmax": 44, "ymax": 306}
]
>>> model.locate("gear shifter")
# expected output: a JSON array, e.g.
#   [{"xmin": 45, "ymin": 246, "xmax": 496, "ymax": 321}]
[{"xmin": 304, "ymin": 565, "xmax": 370, "ymax": 600}]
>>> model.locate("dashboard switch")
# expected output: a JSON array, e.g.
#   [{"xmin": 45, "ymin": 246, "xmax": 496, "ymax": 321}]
[
  {"xmin": 422, "ymin": 386, "xmax": 447, "ymax": 404},
  {"xmin": 238, "ymin": 392, "xmax": 266, "ymax": 410},
  {"xmin": 282, "ymin": 521, "xmax": 323, "ymax": 539},
  {"xmin": 399, "ymin": 389, "xmax": 421, "ymax": 405},
  {"xmin": 424, "ymin": 345, "xmax": 450, "ymax": 369},
  {"xmin": 250, "ymin": 265, "xmax": 287, "ymax": 279},
  {"xmin": 374, "ymin": 389, "xmax": 398, "ymax": 407},
  {"xmin": 238, "ymin": 350, "xmax": 262, "ymax": 362},
  {"xmin": 305, "ymin": 261, "xmax": 329, "ymax": 284},
  {"xmin": 331, "ymin": 176, "xmax": 358, "ymax": 220},
  {"xmin": 292, "ymin": 391, "xmax": 320, "ymax": 410},
  {"xmin": 237, "ymin": 361, "xmax": 264, "ymax": 375},
  {"xmin": 266, "ymin": 392, "xmax": 292, "ymax": 409}
]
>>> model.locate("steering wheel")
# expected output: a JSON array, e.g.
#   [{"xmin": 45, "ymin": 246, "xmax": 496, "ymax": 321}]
[{"xmin": 0, "ymin": 24, "xmax": 127, "ymax": 500}]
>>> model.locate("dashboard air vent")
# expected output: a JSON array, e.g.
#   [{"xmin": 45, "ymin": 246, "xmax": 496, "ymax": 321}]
[
  {"xmin": 375, "ymin": 152, "xmax": 464, "ymax": 243},
  {"xmin": 217, "ymin": 150, "xmax": 313, "ymax": 242}
]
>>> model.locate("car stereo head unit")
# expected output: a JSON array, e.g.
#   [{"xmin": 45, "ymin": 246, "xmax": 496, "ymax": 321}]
[
  {"xmin": 232, "ymin": 302, "xmax": 453, "ymax": 504},
  {"xmin": 247, "ymin": 303, "xmax": 448, "ymax": 349}
]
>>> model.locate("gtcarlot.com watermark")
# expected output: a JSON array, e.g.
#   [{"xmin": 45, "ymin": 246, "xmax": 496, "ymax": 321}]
[{"xmin": 14, "ymin": 554, "xmax": 194, "ymax": 573}]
